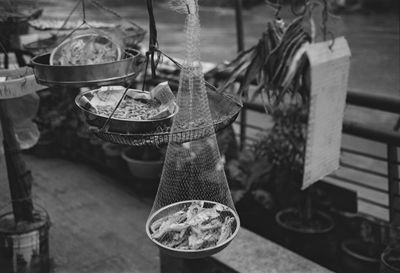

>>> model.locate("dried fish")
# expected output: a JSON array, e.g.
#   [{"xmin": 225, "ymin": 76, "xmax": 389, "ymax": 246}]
[{"xmin": 150, "ymin": 202, "xmax": 235, "ymax": 250}]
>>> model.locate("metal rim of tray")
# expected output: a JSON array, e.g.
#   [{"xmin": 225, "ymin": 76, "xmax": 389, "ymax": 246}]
[
  {"xmin": 90, "ymin": 91, "xmax": 241, "ymax": 146},
  {"xmin": 145, "ymin": 200, "xmax": 240, "ymax": 259},
  {"xmin": 30, "ymin": 48, "xmax": 145, "ymax": 88}
]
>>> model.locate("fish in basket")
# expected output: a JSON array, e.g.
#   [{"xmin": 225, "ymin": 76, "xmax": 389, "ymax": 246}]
[{"xmin": 146, "ymin": 200, "xmax": 240, "ymax": 259}]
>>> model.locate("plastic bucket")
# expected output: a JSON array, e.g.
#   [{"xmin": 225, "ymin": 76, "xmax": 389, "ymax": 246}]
[{"xmin": 0, "ymin": 210, "xmax": 50, "ymax": 273}]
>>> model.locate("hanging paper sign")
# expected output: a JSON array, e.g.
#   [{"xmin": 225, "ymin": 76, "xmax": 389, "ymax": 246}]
[
  {"xmin": 302, "ymin": 36, "xmax": 351, "ymax": 189},
  {"xmin": 0, "ymin": 67, "xmax": 45, "ymax": 99}
]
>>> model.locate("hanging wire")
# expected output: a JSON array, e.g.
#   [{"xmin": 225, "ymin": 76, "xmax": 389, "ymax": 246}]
[
  {"xmin": 55, "ymin": 0, "xmax": 82, "ymax": 37},
  {"xmin": 88, "ymin": 0, "xmax": 144, "ymax": 30},
  {"xmin": 81, "ymin": 0, "xmax": 86, "ymax": 23},
  {"xmin": 147, "ymin": 0, "xmax": 159, "ymax": 78},
  {"xmin": 100, "ymin": 86, "xmax": 130, "ymax": 132},
  {"xmin": 265, "ymin": 0, "xmax": 283, "ymax": 18},
  {"xmin": 288, "ymin": 0, "xmax": 336, "ymax": 46}
]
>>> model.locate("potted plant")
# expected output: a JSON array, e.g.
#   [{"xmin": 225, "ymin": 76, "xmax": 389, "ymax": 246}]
[
  {"xmin": 32, "ymin": 87, "xmax": 73, "ymax": 158},
  {"xmin": 340, "ymin": 216, "xmax": 388, "ymax": 273},
  {"xmin": 0, "ymin": 93, "xmax": 50, "ymax": 272},
  {"xmin": 122, "ymin": 146, "xmax": 165, "ymax": 193},
  {"xmin": 380, "ymin": 224, "xmax": 400, "ymax": 273},
  {"xmin": 215, "ymin": 10, "xmax": 339, "ymax": 266}
]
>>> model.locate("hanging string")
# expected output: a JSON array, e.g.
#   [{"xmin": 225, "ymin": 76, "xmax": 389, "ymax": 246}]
[
  {"xmin": 142, "ymin": 51, "xmax": 151, "ymax": 91},
  {"xmin": 81, "ymin": 0, "xmax": 86, "ymax": 23},
  {"xmin": 147, "ymin": 0, "xmax": 159, "ymax": 78}
]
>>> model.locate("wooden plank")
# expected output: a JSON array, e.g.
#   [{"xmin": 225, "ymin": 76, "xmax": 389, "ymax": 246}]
[
  {"xmin": 358, "ymin": 200, "xmax": 389, "ymax": 221},
  {"xmin": 388, "ymin": 144, "xmax": 400, "ymax": 224},
  {"xmin": 324, "ymin": 176, "xmax": 389, "ymax": 206}
]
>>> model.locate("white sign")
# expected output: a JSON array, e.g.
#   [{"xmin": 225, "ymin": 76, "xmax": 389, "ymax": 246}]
[{"xmin": 302, "ymin": 37, "xmax": 351, "ymax": 189}]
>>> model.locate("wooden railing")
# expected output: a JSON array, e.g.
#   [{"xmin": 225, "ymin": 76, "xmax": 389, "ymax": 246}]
[{"xmin": 239, "ymin": 90, "xmax": 400, "ymax": 224}]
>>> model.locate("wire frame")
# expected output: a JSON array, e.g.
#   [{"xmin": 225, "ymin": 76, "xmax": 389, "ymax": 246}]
[{"xmin": 92, "ymin": 105, "xmax": 240, "ymax": 146}]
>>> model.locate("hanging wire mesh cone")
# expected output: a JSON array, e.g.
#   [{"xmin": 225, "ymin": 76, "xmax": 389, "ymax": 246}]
[{"xmin": 146, "ymin": 0, "xmax": 240, "ymax": 258}]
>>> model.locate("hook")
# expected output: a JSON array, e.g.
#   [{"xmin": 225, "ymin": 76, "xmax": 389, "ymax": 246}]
[{"xmin": 291, "ymin": 0, "xmax": 308, "ymax": 16}]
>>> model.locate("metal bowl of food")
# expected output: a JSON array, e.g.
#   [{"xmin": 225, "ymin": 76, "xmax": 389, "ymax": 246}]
[
  {"xmin": 30, "ymin": 48, "xmax": 145, "ymax": 88},
  {"xmin": 75, "ymin": 86, "xmax": 178, "ymax": 134},
  {"xmin": 146, "ymin": 200, "xmax": 240, "ymax": 259}
]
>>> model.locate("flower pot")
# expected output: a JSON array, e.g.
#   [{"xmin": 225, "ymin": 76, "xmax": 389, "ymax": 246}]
[
  {"xmin": 89, "ymin": 136, "xmax": 104, "ymax": 162},
  {"xmin": 0, "ymin": 209, "xmax": 50, "ymax": 273},
  {"xmin": 102, "ymin": 143, "xmax": 124, "ymax": 172},
  {"xmin": 380, "ymin": 247, "xmax": 400, "ymax": 273},
  {"xmin": 121, "ymin": 147, "xmax": 164, "ymax": 193},
  {"xmin": 276, "ymin": 208, "xmax": 335, "ymax": 265},
  {"xmin": 341, "ymin": 239, "xmax": 383, "ymax": 273}
]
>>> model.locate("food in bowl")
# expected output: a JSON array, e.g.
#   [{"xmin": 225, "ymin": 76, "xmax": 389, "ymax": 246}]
[
  {"xmin": 83, "ymin": 83, "xmax": 177, "ymax": 121},
  {"xmin": 50, "ymin": 33, "xmax": 122, "ymax": 65},
  {"xmin": 149, "ymin": 201, "xmax": 236, "ymax": 250},
  {"xmin": 96, "ymin": 94, "xmax": 172, "ymax": 121}
]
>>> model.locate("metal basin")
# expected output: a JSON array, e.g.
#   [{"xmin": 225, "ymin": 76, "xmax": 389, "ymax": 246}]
[{"xmin": 30, "ymin": 48, "xmax": 145, "ymax": 88}]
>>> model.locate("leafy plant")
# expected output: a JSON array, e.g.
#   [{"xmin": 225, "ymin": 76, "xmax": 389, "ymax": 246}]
[
  {"xmin": 219, "ymin": 13, "xmax": 316, "ymax": 213},
  {"xmin": 215, "ymin": 16, "xmax": 311, "ymax": 112},
  {"xmin": 227, "ymin": 103, "xmax": 308, "ymax": 209}
]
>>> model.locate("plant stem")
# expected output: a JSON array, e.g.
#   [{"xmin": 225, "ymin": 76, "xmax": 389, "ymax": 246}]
[{"xmin": 305, "ymin": 186, "xmax": 312, "ymax": 221}]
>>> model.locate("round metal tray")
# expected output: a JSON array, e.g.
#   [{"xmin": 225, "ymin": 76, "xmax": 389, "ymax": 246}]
[
  {"xmin": 146, "ymin": 200, "xmax": 240, "ymax": 259},
  {"xmin": 75, "ymin": 87, "xmax": 178, "ymax": 134},
  {"xmin": 30, "ymin": 48, "xmax": 145, "ymax": 88},
  {"xmin": 89, "ymin": 90, "xmax": 242, "ymax": 146}
]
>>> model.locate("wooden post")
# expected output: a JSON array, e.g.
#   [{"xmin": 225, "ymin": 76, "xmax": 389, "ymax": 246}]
[
  {"xmin": 388, "ymin": 144, "xmax": 400, "ymax": 225},
  {"xmin": 0, "ymin": 100, "xmax": 34, "ymax": 222},
  {"xmin": 234, "ymin": 0, "xmax": 247, "ymax": 149}
]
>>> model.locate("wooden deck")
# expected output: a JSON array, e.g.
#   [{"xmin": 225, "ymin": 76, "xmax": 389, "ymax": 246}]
[
  {"xmin": 0, "ymin": 152, "xmax": 333, "ymax": 273},
  {"xmin": 0, "ymin": 153, "xmax": 159, "ymax": 273}
]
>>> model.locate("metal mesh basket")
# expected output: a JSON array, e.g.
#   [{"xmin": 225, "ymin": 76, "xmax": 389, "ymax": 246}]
[{"xmin": 91, "ymin": 90, "xmax": 241, "ymax": 146}]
